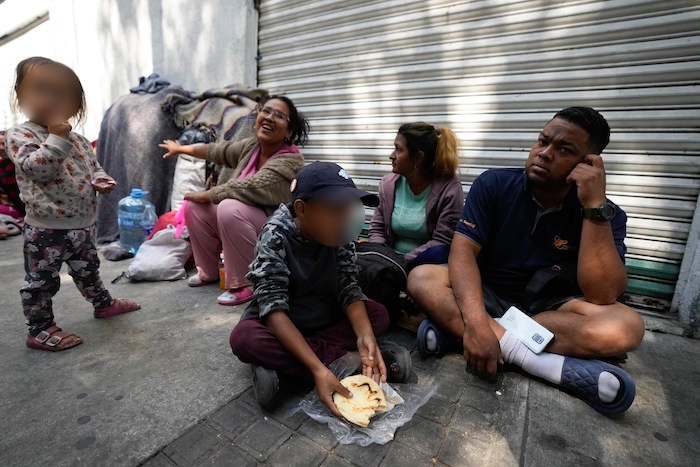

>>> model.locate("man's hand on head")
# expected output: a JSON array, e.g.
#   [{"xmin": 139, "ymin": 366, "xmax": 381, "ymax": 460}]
[{"xmin": 566, "ymin": 153, "xmax": 607, "ymax": 209}]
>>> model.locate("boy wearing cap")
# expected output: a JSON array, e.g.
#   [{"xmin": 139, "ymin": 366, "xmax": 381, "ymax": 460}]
[{"xmin": 230, "ymin": 162, "xmax": 412, "ymax": 413}]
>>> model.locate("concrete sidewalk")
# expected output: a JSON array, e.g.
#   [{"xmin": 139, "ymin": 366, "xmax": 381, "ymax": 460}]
[{"xmin": 0, "ymin": 234, "xmax": 698, "ymax": 466}]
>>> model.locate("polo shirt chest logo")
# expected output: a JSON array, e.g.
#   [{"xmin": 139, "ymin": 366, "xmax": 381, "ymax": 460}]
[{"xmin": 553, "ymin": 235, "xmax": 576, "ymax": 251}]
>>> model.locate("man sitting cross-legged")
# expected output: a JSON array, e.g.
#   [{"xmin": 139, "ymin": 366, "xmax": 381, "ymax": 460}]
[{"xmin": 408, "ymin": 107, "xmax": 645, "ymax": 415}]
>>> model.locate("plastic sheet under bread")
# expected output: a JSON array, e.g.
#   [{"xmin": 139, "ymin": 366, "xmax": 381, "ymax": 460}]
[{"xmin": 290, "ymin": 352, "xmax": 437, "ymax": 446}]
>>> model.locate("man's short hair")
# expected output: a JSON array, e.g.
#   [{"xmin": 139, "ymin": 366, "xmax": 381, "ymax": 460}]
[{"xmin": 553, "ymin": 107, "xmax": 610, "ymax": 154}]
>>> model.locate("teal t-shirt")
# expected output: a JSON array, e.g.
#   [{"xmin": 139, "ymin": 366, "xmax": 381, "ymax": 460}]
[{"xmin": 390, "ymin": 177, "xmax": 431, "ymax": 255}]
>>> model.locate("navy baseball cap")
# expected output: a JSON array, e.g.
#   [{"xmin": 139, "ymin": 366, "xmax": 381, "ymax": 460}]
[{"xmin": 290, "ymin": 162, "xmax": 379, "ymax": 207}]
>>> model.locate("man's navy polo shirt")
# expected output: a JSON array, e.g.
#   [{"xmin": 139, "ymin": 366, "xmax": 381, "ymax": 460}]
[{"xmin": 455, "ymin": 168, "xmax": 627, "ymax": 302}]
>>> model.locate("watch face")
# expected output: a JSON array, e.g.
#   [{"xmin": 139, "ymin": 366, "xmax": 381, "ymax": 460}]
[{"xmin": 601, "ymin": 203, "xmax": 616, "ymax": 220}]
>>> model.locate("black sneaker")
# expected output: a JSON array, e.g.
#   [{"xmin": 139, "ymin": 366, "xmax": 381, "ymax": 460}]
[
  {"xmin": 380, "ymin": 342, "xmax": 413, "ymax": 384},
  {"xmin": 251, "ymin": 365, "xmax": 279, "ymax": 411}
]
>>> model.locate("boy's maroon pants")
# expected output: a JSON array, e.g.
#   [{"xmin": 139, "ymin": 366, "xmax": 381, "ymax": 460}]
[{"xmin": 230, "ymin": 299, "xmax": 390, "ymax": 381}]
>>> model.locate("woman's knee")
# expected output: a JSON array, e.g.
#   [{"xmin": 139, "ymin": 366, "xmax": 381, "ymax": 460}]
[
  {"xmin": 184, "ymin": 196, "xmax": 200, "ymax": 219},
  {"xmin": 184, "ymin": 198, "xmax": 211, "ymax": 228},
  {"xmin": 217, "ymin": 199, "xmax": 266, "ymax": 229},
  {"xmin": 217, "ymin": 199, "xmax": 248, "ymax": 219}
]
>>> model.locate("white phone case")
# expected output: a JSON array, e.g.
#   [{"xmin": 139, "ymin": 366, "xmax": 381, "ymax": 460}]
[{"xmin": 499, "ymin": 306, "xmax": 554, "ymax": 354}]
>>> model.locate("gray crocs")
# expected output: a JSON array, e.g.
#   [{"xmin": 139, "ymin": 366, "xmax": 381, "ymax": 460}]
[{"xmin": 560, "ymin": 357, "xmax": 636, "ymax": 416}]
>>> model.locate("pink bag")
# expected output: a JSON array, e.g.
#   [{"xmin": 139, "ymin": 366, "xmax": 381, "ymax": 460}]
[{"xmin": 146, "ymin": 200, "xmax": 187, "ymax": 240}]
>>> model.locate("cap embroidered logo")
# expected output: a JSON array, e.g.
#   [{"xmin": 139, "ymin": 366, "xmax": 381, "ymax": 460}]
[{"xmin": 338, "ymin": 168, "xmax": 350, "ymax": 179}]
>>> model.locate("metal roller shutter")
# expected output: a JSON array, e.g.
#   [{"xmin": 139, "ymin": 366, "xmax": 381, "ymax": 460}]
[{"xmin": 257, "ymin": 0, "xmax": 700, "ymax": 313}]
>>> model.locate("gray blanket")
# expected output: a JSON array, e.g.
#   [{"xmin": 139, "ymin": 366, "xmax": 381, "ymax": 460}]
[{"xmin": 95, "ymin": 85, "xmax": 189, "ymax": 244}]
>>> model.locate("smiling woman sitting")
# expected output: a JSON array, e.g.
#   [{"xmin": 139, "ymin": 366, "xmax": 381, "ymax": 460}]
[{"xmin": 160, "ymin": 95, "xmax": 307, "ymax": 306}]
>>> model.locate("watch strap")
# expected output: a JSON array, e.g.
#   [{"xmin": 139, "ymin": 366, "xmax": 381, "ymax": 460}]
[{"xmin": 581, "ymin": 202, "xmax": 615, "ymax": 221}]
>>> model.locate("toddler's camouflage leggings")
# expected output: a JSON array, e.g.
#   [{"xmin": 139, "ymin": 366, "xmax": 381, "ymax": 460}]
[{"xmin": 21, "ymin": 224, "xmax": 112, "ymax": 334}]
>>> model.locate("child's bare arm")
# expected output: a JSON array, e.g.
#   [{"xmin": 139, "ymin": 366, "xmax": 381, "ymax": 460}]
[
  {"xmin": 346, "ymin": 301, "xmax": 387, "ymax": 383},
  {"xmin": 266, "ymin": 311, "xmax": 351, "ymax": 416},
  {"xmin": 335, "ymin": 243, "xmax": 387, "ymax": 382}
]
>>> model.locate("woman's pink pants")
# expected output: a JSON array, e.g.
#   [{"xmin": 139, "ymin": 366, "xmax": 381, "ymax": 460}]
[{"xmin": 185, "ymin": 199, "xmax": 267, "ymax": 289}]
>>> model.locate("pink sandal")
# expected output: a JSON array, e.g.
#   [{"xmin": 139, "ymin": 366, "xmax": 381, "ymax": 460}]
[
  {"xmin": 26, "ymin": 325, "xmax": 83, "ymax": 351},
  {"xmin": 217, "ymin": 287, "xmax": 253, "ymax": 306},
  {"xmin": 94, "ymin": 298, "xmax": 141, "ymax": 319},
  {"xmin": 187, "ymin": 274, "xmax": 218, "ymax": 287}
]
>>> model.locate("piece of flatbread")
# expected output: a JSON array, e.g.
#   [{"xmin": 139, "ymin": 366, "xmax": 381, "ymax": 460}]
[{"xmin": 332, "ymin": 374, "xmax": 388, "ymax": 427}]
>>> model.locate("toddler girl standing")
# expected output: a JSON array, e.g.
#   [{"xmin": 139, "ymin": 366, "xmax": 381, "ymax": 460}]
[{"xmin": 5, "ymin": 57, "xmax": 140, "ymax": 351}]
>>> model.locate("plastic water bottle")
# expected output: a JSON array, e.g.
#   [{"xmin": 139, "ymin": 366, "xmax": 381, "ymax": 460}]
[
  {"xmin": 141, "ymin": 203, "xmax": 157, "ymax": 238},
  {"xmin": 118, "ymin": 188, "xmax": 156, "ymax": 254}
]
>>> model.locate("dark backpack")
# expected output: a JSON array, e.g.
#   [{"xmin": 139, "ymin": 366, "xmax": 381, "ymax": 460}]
[
  {"xmin": 355, "ymin": 242, "xmax": 408, "ymax": 320},
  {"xmin": 176, "ymin": 124, "xmax": 217, "ymax": 181}
]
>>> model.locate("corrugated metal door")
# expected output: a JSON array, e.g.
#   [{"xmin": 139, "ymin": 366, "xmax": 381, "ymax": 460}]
[{"xmin": 257, "ymin": 0, "xmax": 700, "ymax": 311}]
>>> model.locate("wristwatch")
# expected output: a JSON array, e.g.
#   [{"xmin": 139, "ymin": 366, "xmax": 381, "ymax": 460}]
[{"xmin": 581, "ymin": 202, "xmax": 616, "ymax": 222}]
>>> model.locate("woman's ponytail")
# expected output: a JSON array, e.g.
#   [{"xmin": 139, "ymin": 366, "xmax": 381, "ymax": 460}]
[
  {"xmin": 434, "ymin": 127, "xmax": 460, "ymax": 178},
  {"xmin": 398, "ymin": 122, "xmax": 461, "ymax": 180}
]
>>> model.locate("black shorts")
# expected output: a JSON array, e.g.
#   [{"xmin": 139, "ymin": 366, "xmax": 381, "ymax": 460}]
[
  {"xmin": 438, "ymin": 263, "xmax": 580, "ymax": 317},
  {"xmin": 482, "ymin": 282, "xmax": 580, "ymax": 318}
]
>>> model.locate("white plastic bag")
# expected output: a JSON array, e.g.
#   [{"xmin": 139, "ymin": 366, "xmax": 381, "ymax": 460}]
[
  {"xmin": 291, "ymin": 353, "xmax": 437, "ymax": 446},
  {"xmin": 170, "ymin": 154, "xmax": 206, "ymax": 211},
  {"xmin": 126, "ymin": 226, "xmax": 191, "ymax": 281}
]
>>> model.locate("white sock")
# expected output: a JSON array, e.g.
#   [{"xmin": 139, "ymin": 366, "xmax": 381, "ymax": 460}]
[
  {"xmin": 498, "ymin": 330, "xmax": 620, "ymax": 403},
  {"xmin": 425, "ymin": 329, "xmax": 437, "ymax": 352},
  {"xmin": 597, "ymin": 371, "xmax": 620, "ymax": 403},
  {"xmin": 499, "ymin": 330, "xmax": 565, "ymax": 383}
]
